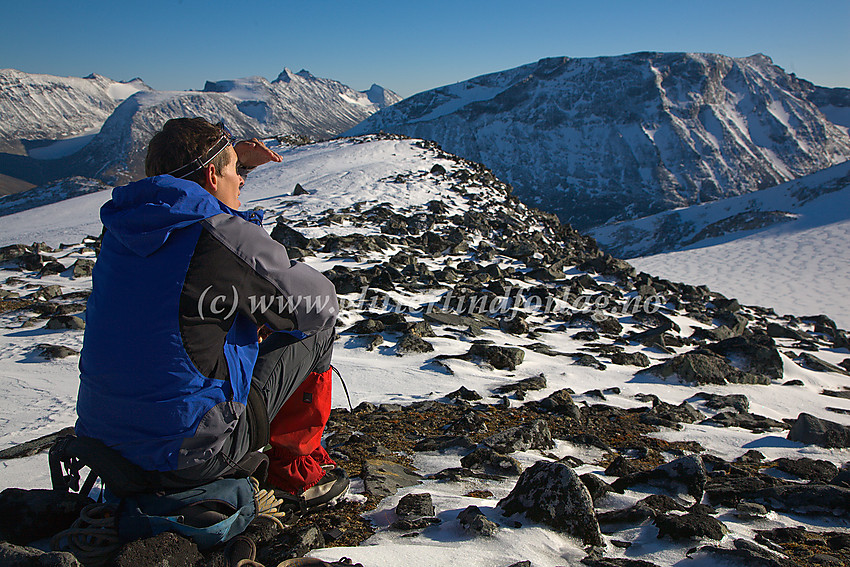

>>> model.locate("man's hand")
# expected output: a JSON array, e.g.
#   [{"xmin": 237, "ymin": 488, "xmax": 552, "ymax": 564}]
[{"xmin": 234, "ymin": 138, "xmax": 283, "ymax": 169}]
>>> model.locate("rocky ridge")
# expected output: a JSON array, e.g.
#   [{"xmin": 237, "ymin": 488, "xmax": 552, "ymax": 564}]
[{"xmin": 0, "ymin": 135, "xmax": 849, "ymax": 566}]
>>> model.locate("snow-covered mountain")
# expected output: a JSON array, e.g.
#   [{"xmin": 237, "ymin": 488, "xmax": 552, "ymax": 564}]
[
  {"xmin": 606, "ymin": 160, "xmax": 850, "ymax": 330},
  {"xmin": 0, "ymin": 69, "xmax": 148, "ymax": 156},
  {"xmin": 590, "ymin": 159, "xmax": 850, "ymax": 258},
  {"xmin": 1, "ymin": 136, "xmax": 849, "ymax": 566},
  {"xmin": 348, "ymin": 53, "xmax": 850, "ymax": 230},
  {"xmin": 0, "ymin": 68, "xmax": 399, "ymax": 195}
]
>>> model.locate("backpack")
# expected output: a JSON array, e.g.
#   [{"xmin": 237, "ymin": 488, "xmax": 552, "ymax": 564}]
[{"xmin": 49, "ymin": 432, "xmax": 262, "ymax": 550}]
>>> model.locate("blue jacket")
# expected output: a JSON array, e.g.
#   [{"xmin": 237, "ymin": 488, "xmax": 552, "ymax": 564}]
[{"xmin": 77, "ymin": 175, "xmax": 337, "ymax": 472}]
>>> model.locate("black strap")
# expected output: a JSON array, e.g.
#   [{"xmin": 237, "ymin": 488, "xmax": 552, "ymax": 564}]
[{"xmin": 246, "ymin": 382, "xmax": 270, "ymax": 452}]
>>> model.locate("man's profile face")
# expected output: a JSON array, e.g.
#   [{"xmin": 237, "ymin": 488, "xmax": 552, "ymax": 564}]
[{"xmin": 211, "ymin": 146, "xmax": 244, "ymax": 209}]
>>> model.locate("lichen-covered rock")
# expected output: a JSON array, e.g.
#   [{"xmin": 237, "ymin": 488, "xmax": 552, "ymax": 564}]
[
  {"xmin": 481, "ymin": 419, "xmax": 555, "ymax": 454},
  {"xmin": 395, "ymin": 333, "xmax": 434, "ymax": 354},
  {"xmin": 362, "ymin": 459, "xmax": 422, "ymax": 500},
  {"xmin": 499, "ymin": 461, "xmax": 603, "ymax": 546},
  {"xmin": 255, "ymin": 523, "xmax": 325, "ymax": 566},
  {"xmin": 0, "ymin": 541, "xmax": 83, "ymax": 567},
  {"xmin": 461, "ymin": 446, "xmax": 523, "ymax": 476},
  {"xmin": 395, "ymin": 492, "xmax": 435, "ymax": 518},
  {"xmin": 457, "ymin": 505, "xmax": 498, "ymax": 537},
  {"xmin": 467, "ymin": 343, "xmax": 525, "ymax": 370}
]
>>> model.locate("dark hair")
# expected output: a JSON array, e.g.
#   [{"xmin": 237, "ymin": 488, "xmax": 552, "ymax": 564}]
[{"xmin": 144, "ymin": 117, "xmax": 232, "ymax": 186}]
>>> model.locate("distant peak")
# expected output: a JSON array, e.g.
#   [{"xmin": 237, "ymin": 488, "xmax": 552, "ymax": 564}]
[
  {"xmin": 744, "ymin": 53, "xmax": 775, "ymax": 66},
  {"xmin": 276, "ymin": 68, "xmax": 296, "ymax": 82},
  {"xmin": 296, "ymin": 69, "xmax": 317, "ymax": 80}
]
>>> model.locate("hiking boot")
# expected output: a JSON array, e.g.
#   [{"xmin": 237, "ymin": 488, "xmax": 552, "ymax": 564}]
[{"xmin": 274, "ymin": 467, "xmax": 350, "ymax": 513}]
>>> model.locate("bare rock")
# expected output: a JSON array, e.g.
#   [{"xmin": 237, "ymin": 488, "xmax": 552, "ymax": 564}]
[{"xmin": 788, "ymin": 413, "xmax": 850, "ymax": 448}]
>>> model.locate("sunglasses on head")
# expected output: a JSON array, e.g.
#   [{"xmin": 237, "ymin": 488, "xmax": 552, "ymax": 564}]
[{"xmin": 166, "ymin": 122, "xmax": 234, "ymax": 179}]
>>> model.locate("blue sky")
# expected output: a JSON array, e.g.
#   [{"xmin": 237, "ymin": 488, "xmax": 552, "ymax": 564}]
[{"xmin": 2, "ymin": 0, "xmax": 848, "ymax": 97}]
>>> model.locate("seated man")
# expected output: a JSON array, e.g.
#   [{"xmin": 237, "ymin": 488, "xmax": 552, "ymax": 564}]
[{"xmin": 76, "ymin": 117, "xmax": 347, "ymax": 509}]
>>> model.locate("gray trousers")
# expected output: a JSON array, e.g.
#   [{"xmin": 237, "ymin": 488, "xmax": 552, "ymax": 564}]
[{"xmin": 150, "ymin": 327, "xmax": 335, "ymax": 488}]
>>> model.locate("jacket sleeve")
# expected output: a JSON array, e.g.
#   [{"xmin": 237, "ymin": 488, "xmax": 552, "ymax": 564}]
[{"xmin": 194, "ymin": 213, "xmax": 338, "ymax": 335}]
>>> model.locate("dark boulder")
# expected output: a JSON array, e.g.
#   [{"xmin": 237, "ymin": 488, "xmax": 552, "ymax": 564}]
[
  {"xmin": 465, "ymin": 344, "xmax": 525, "ymax": 370},
  {"xmin": 694, "ymin": 538, "xmax": 797, "ymax": 567},
  {"xmin": 580, "ymin": 473, "xmax": 612, "ymax": 504},
  {"xmin": 705, "ymin": 334, "xmax": 783, "ymax": 380},
  {"xmin": 255, "ymin": 523, "xmax": 325, "ymax": 566},
  {"xmin": 772, "ymin": 457, "xmax": 839, "ymax": 483},
  {"xmin": 798, "ymin": 352, "xmax": 850, "ymax": 376},
  {"xmin": 45, "ymin": 316, "xmax": 85, "ymax": 330},
  {"xmin": 694, "ymin": 392, "xmax": 750, "ymax": 413},
  {"xmin": 71, "ymin": 258, "xmax": 95, "ymax": 278},
  {"xmin": 646, "ymin": 349, "xmax": 770, "ymax": 385},
  {"xmin": 35, "ymin": 343, "xmax": 80, "ymax": 360},
  {"xmin": 535, "ymin": 388, "xmax": 582, "ymax": 420},
  {"xmin": 0, "ymin": 489, "xmax": 92, "ymax": 545},
  {"xmin": 703, "ymin": 411, "xmax": 787, "ymax": 432},
  {"xmin": 347, "ymin": 318, "xmax": 385, "ymax": 335},
  {"xmin": 654, "ymin": 512, "xmax": 728, "ymax": 541},
  {"xmin": 788, "ymin": 413, "xmax": 850, "ymax": 448},
  {"xmin": 392, "ymin": 492, "xmax": 441, "ymax": 529},
  {"xmin": 499, "ymin": 461, "xmax": 603, "ymax": 546},
  {"xmin": 493, "ymin": 374, "xmax": 547, "ymax": 399},
  {"xmin": 639, "ymin": 399, "xmax": 702, "ymax": 430},
  {"xmin": 270, "ymin": 220, "xmax": 314, "ymax": 250},
  {"xmin": 446, "ymin": 386, "xmax": 482, "ymax": 401},
  {"xmin": 611, "ymin": 352, "xmax": 651, "ymax": 367},
  {"xmin": 611, "ymin": 455, "xmax": 708, "ymax": 501},
  {"xmin": 395, "ymin": 333, "xmax": 434, "ymax": 354}
]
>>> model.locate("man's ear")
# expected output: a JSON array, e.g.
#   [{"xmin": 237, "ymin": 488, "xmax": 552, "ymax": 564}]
[{"xmin": 202, "ymin": 163, "xmax": 218, "ymax": 193}]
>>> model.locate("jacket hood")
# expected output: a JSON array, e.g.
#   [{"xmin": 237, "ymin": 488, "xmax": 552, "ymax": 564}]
[{"xmin": 100, "ymin": 175, "xmax": 262, "ymax": 257}]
